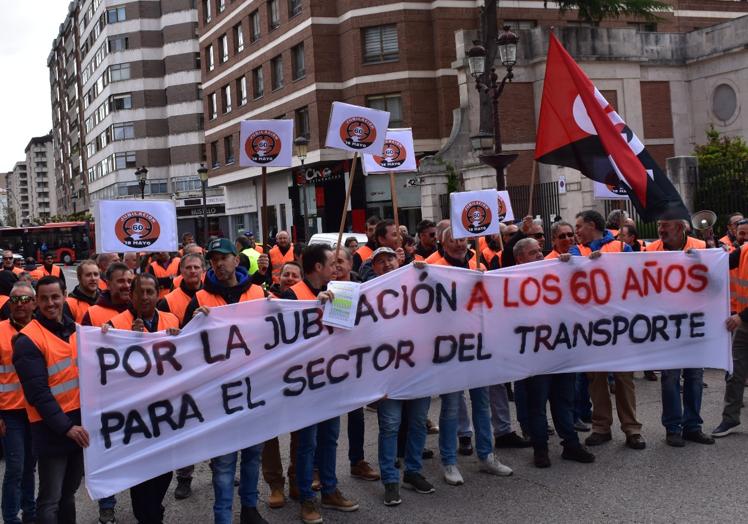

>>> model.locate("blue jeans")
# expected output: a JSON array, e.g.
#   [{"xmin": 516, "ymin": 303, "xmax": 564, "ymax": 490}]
[
  {"xmin": 574, "ymin": 373, "xmax": 592, "ymax": 422},
  {"xmin": 440, "ymin": 388, "xmax": 492, "ymax": 464},
  {"xmin": 296, "ymin": 417, "xmax": 340, "ymax": 501},
  {"xmin": 522, "ymin": 374, "xmax": 579, "ymax": 449},
  {"xmin": 0, "ymin": 411, "xmax": 35, "ymax": 524},
  {"xmin": 377, "ymin": 397, "xmax": 431, "ymax": 485},
  {"xmin": 348, "ymin": 408, "xmax": 365, "ymax": 465},
  {"xmin": 660, "ymin": 368, "xmax": 704, "ymax": 434},
  {"xmin": 211, "ymin": 444, "xmax": 263, "ymax": 524}
]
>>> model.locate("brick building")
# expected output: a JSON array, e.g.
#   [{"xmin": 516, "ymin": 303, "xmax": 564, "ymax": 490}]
[
  {"xmin": 49, "ymin": 0, "xmax": 216, "ymax": 235},
  {"xmin": 199, "ymin": 1, "xmax": 748, "ymax": 240}
]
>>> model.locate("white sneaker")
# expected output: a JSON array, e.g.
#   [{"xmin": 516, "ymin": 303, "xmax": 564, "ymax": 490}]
[
  {"xmin": 443, "ymin": 464, "xmax": 464, "ymax": 486},
  {"xmin": 479, "ymin": 453, "xmax": 513, "ymax": 476}
]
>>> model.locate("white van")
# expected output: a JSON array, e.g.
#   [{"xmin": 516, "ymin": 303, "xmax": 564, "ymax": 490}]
[{"xmin": 307, "ymin": 232, "xmax": 368, "ymax": 249}]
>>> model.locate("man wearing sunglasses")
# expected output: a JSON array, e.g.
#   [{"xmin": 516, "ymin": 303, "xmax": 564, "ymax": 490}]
[
  {"xmin": 0, "ymin": 283, "xmax": 38, "ymax": 524},
  {"xmin": 501, "ymin": 216, "xmax": 545, "ymax": 268},
  {"xmin": 545, "ymin": 221, "xmax": 575, "ymax": 260},
  {"xmin": 713, "ymin": 218, "xmax": 748, "ymax": 438},
  {"xmin": 1, "ymin": 251, "xmax": 21, "ymax": 276},
  {"xmin": 414, "ymin": 220, "xmax": 437, "ymax": 261}
]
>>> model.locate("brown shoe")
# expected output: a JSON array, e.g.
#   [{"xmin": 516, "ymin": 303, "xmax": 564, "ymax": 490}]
[
  {"xmin": 350, "ymin": 460, "xmax": 381, "ymax": 481},
  {"xmin": 300, "ymin": 499, "xmax": 323, "ymax": 524},
  {"xmin": 321, "ymin": 489, "xmax": 359, "ymax": 512},
  {"xmin": 311, "ymin": 470, "xmax": 321, "ymax": 491},
  {"xmin": 268, "ymin": 487, "xmax": 285, "ymax": 509},
  {"xmin": 427, "ymin": 418, "xmax": 439, "ymax": 435}
]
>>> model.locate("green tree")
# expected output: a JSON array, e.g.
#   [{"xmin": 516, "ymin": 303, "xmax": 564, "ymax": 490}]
[
  {"xmin": 693, "ymin": 126, "xmax": 748, "ymax": 234},
  {"xmin": 547, "ymin": 0, "xmax": 670, "ymax": 23}
]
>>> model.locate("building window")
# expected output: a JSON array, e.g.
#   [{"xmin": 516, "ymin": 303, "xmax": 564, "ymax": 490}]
[
  {"xmin": 114, "ymin": 152, "xmax": 137, "ymax": 169},
  {"xmin": 362, "ymin": 25, "xmax": 398, "ymax": 63},
  {"xmin": 289, "ymin": 0, "xmax": 302, "ymax": 17},
  {"xmin": 366, "ymin": 94, "xmax": 403, "ymax": 126},
  {"xmin": 106, "ymin": 6, "xmax": 126, "ymax": 23},
  {"xmin": 268, "ymin": 0, "xmax": 280, "ymax": 30},
  {"xmin": 252, "ymin": 66, "xmax": 264, "ymax": 98},
  {"xmin": 111, "ymin": 122, "xmax": 135, "ymax": 140},
  {"xmin": 217, "ymin": 0, "xmax": 226, "ymax": 13},
  {"xmin": 209, "ymin": 92, "xmax": 217, "ymax": 119},
  {"xmin": 627, "ymin": 21, "xmax": 657, "ymax": 32},
  {"xmin": 271, "ymin": 55, "xmax": 283, "ymax": 90},
  {"xmin": 210, "ymin": 141, "xmax": 219, "ymax": 168},
  {"xmin": 237, "ymin": 76, "xmax": 248, "ymax": 106},
  {"xmin": 295, "ymin": 106, "xmax": 309, "ymax": 138},
  {"xmin": 250, "ymin": 10, "xmax": 260, "ymax": 42},
  {"xmin": 108, "ymin": 36, "xmax": 128, "ymax": 52},
  {"xmin": 224, "ymin": 135, "xmax": 235, "ymax": 164},
  {"xmin": 110, "ymin": 93, "xmax": 132, "ymax": 110},
  {"xmin": 234, "ymin": 23, "xmax": 244, "ymax": 53},
  {"xmin": 108, "ymin": 63, "xmax": 131, "ymax": 82},
  {"xmin": 291, "ymin": 42, "xmax": 305, "ymax": 80},
  {"xmin": 221, "ymin": 84, "xmax": 232, "ymax": 113},
  {"xmin": 219, "ymin": 34, "xmax": 229, "ymax": 63},
  {"xmin": 203, "ymin": 0, "xmax": 212, "ymax": 23},
  {"xmin": 206, "ymin": 44, "xmax": 215, "ymax": 71}
]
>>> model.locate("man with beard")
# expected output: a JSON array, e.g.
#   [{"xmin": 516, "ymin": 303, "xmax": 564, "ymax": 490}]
[
  {"xmin": 268, "ymin": 231, "xmax": 295, "ymax": 284},
  {"xmin": 413, "ymin": 220, "xmax": 437, "ymax": 261},
  {"xmin": 65, "ymin": 260, "xmax": 100, "ymax": 323}
]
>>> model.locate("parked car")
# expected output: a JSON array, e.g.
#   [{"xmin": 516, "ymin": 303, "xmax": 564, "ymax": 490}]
[{"xmin": 308, "ymin": 232, "xmax": 368, "ymax": 249}]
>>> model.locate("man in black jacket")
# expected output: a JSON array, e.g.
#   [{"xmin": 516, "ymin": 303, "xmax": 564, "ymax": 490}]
[{"xmin": 13, "ymin": 276, "xmax": 89, "ymax": 524}]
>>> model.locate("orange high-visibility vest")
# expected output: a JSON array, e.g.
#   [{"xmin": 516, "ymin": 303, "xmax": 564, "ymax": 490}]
[
  {"xmin": 108, "ymin": 310, "xmax": 179, "ymax": 331},
  {"xmin": 577, "ymin": 244, "xmax": 592, "ymax": 256},
  {"xmin": 269, "ymin": 245, "xmax": 295, "ymax": 284},
  {"xmin": 30, "ymin": 264, "xmax": 61, "ymax": 281},
  {"xmin": 150, "ymin": 258, "xmax": 181, "ymax": 298},
  {"xmin": 727, "ymin": 244, "xmax": 740, "ymax": 313},
  {"xmin": 11, "ymin": 267, "xmax": 23, "ymax": 276},
  {"xmin": 0, "ymin": 320, "xmax": 24, "ymax": 410},
  {"xmin": 482, "ymin": 247, "xmax": 500, "ymax": 268},
  {"xmin": 85, "ymin": 305, "xmax": 122, "ymax": 327},
  {"xmin": 163, "ymin": 286, "xmax": 195, "ymax": 325},
  {"xmin": 290, "ymin": 281, "xmax": 317, "ymax": 300},
  {"xmin": 646, "ymin": 237, "xmax": 706, "ymax": 252},
  {"xmin": 599, "ymin": 240, "xmax": 627, "ymax": 253},
  {"xmin": 19, "ymin": 319, "xmax": 79, "ymax": 423},
  {"xmin": 0, "ymin": 296, "xmax": 8, "ymax": 310},
  {"xmin": 430, "ymin": 255, "xmax": 485, "ymax": 271},
  {"xmin": 66, "ymin": 296, "xmax": 96, "ymax": 324},
  {"xmin": 424, "ymin": 250, "xmax": 442, "ymax": 264},
  {"xmin": 356, "ymin": 246, "xmax": 374, "ymax": 263},
  {"xmin": 98, "ymin": 279, "xmax": 108, "ymax": 291},
  {"xmin": 735, "ymin": 246, "xmax": 748, "ymax": 314},
  {"xmin": 195, "ymin": 285, "xmax": 264, "ymax": 307},
  {"xmin": 545, "ymin": 250, "xmax": 561, "ymax": 260}
]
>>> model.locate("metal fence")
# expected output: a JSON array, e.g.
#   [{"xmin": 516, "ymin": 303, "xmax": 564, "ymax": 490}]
[{"xmin": 694, "ymin": 159, "xmax": 748, "ymax": 237}]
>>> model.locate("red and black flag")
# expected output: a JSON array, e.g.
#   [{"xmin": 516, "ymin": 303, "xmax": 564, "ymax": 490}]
[{"xmin": 534, "ymin": 33, "xmax": 689, "ymax": 221}]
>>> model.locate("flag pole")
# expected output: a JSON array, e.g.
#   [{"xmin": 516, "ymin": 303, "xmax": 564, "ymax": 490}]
[
  {"xmin": 336, "ymin": 153, "xmax": 359, "ymax": 259},
  {"xmin": 527, "ymin": 160, "xmax": 538, "ymax": 218},
  {"xmin": 261, "ymin": 166, "xmax": 268, "ymax": 251},
  {"xmin": 389, "ymin": 172, "xmax": 401, "ymax": 240}
]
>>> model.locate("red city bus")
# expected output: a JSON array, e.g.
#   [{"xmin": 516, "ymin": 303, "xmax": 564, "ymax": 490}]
[{"xmin": 0, "ymin": 221, "xmax": 95, "ymax": 264}]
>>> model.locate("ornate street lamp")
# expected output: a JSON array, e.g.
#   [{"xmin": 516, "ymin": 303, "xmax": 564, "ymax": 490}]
[
  {"xmin": 135, "ymin": 166, "xmax": 148, "ymax": 199},
  {"xmin": 467, "ymin": 25, "xmax": 519, "ymax": 190},
  {"xmin": 197, "ymin": 164, "xmax": 209, "ymax": 247},
  {"xmin": 294, "ymin": 135, "xmax": 310, "ymax": 242}
]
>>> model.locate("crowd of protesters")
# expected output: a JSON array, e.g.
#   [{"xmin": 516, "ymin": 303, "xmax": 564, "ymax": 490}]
[{"xmin": 0, "ymin": 207, "xmax": 746, "ymax": 524}]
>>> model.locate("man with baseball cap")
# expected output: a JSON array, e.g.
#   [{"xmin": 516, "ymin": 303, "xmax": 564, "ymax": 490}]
[
  {"xmin": 182, "ymin": 237, "xmax": 268, "ymax": 524},
  {"xmin": 365, "ymin": 247, "xmax": 399, "ymax": 281}
]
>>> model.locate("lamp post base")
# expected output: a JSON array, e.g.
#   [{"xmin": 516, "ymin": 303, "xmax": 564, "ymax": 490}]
[{"xmin": 478, "ymin": 152, "xmax": 518, "ymax": 191}]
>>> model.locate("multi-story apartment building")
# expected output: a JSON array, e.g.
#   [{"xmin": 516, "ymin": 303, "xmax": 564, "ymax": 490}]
[
  {"xmin": 6, "ymin": 162, "xmax": 29, "ymax": 226},
  {"xmin": 198, "ymin": 0, "xmax": 748, "ymax": 241},
  {"xmin": 49, "ymin": 0, "xmax": 218, "ymax": 236},
  {"xmin": 4, "ymin": 133, "xmax": 56, "ymax": 227}
]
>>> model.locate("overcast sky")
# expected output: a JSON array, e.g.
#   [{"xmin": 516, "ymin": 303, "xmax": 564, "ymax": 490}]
[{"xmin": 0, "ymin": 1, "xmax": 70, "ymax": 171}]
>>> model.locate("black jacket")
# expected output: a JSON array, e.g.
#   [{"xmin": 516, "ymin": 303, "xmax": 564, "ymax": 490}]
[
  {"xmin": 352, "ymin": 241, "xmax": 377, "ymax": 272},
  {"xmin": 13, "ymin": 312, "xmax": 81, "ymax": 457},
  {"xmin": 68, "ymin": 285, "xmax": 99, "ymax": 306}
]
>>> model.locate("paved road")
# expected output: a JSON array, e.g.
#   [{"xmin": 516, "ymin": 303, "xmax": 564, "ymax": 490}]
[{"xmin": 39, "ymin": 267, "xmax": 745, "ymax": 523}]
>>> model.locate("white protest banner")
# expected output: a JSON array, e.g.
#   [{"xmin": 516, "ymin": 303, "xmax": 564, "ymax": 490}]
[
  {"xmin": 594, "ymin": 180, "xmax": 629, "ymax": 200},
  {"xmin": 450, "ymin": 189, "xmax": 500, "ymax": 239},
  {"xmin": 497, "ymin": 190, "xmax": 515, "ymax": 223},
  {"xmin": 79, "ymin": 250, "xmax": 730, "ymax": 499},
  {"xmin": 93, "ymin": 200, "xmax": 178, "ymax": 253},
  {"xmin": 362, "ymin": 128, "xmax": 417, "ymax": 174},
  {"xmin": 239, "ymin": 119, "xmax": 294, "ymax": 167},
  {"xmin": 324, "ymin": 102, "xmax": 390, "ymax": 155}
]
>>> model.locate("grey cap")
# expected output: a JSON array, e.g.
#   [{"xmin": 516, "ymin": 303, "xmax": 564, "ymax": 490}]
[{"xmin": 371, "ymin": 247, "xmax": 397, "ymax": 261}]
